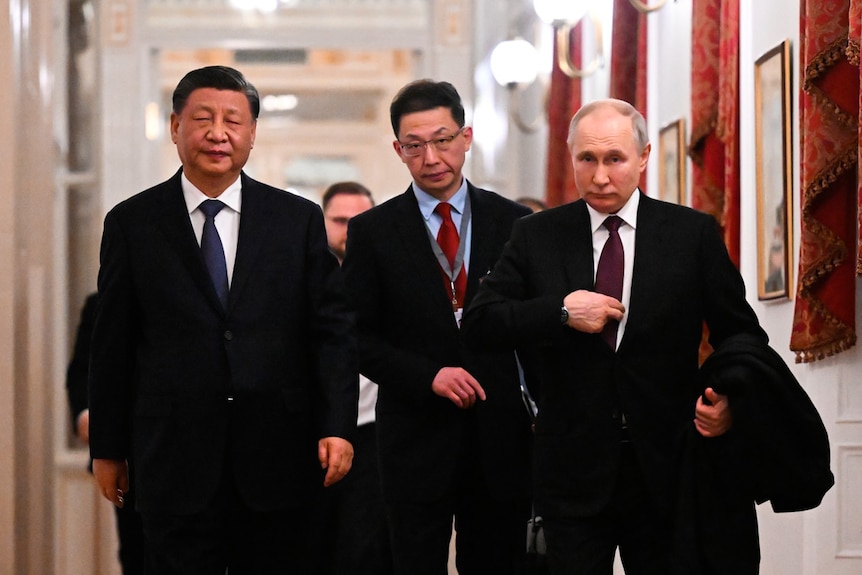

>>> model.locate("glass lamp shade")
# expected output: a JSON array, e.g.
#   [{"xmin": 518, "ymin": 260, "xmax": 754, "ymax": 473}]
[
  {"xmin": 532, "ymin": 0, "xmax": 589, "ymax": 25},
  {"xmin": 490, "ymin": 39, "xmax": 539, "ymax": 86}
]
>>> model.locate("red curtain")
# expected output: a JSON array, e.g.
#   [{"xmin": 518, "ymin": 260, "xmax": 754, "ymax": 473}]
[
  {"xmin": 689, "ymin": 0, "xmax": 741, "ymax": 265},
  {"xmin": 545, "ymin": 24, "xmax": 583, "ymax": 207},
  {"xmin": 851, "ymin": 0, "xmax": 862, "ymax": 273},
  {"xmin": 610, "ymin": 0, "xmax": 649, "ymax": 192},
  {"xmin": 791, "ymin": 0, "xmax": 860, "ymax": 362},
  {"xmin": 610, "ymin": 0, "xmax": 648, "ymax": 113}
]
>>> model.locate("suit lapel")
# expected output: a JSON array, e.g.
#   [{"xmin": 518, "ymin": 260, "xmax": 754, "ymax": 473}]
[
  {"xmin": 229, "ymin": 173, "xmax": 272, "ymax": 310},
  {"xmin": 155, "ymin": 170, "xmax": 226, "ymax": 314},
  {"xmin": 464, "ymin": 184, "xmax": 495, "ymax": 304},
  {"xmin": 391, "ymin": 187, "xmax": 464, "ymax": 315},
  {"xmin": 559, "ymin": 200, "xmax": 596, "ymax": 292},
  {"xmin": 626, "ymin": 195, "xmax": 669, "ymax": 335}
]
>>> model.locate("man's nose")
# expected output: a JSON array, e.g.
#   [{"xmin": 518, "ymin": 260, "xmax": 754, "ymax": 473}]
[
  {"xmin": 422, "ymin": 143, "xmax": 441, "ymax": 162},
  {"xmin": 593, "ymin": 164, "xmax": 610, "ymax": 184},
  {"xmin": 208, "ymin": 118, "xmax": 228, "ymax": 141}
]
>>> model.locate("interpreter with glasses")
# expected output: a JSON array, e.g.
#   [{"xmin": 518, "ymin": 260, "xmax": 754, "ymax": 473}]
[
  {"xmin": 343, "ymin": 79, "xmax": 534, "ymax": 575},
  {"xmin": 396, "ymin": 126, "xmax": 466, "ymax": 157}
]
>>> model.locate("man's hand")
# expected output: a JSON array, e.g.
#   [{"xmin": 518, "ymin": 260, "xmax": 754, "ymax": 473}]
[
  {"xmin": 76, "ymin": 409, "xmax": 90, "ymax": 444},
  {"xmin": 92, "ymin": 458, "xmax": 129, "ymax": 508},
  {"xmin": 694, "ymin": 387, "xmax": 733, "ymax": 438},
  {"xmin": 563, "ymin": 290, "xmax": 625, "ymax": 333},
  {"xmin": 319, "ymin": 437, "xmax": 354, "ymax": 487},
  {"xmin": 431, "ymin": 367, "xmax": 486, "ymax": 409}
]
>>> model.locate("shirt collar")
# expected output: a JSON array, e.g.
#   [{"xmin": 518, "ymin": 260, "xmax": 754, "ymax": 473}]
[
  {"xmin": 586, "ymin": 189, "xmax": 640, "ymax": 233},
  {"xmin": 182, "ymin": 172, "xmax": 242, "ymax": 215},
  {"xmin": 413, "ymin": 178, "xmax": 469, "ymax": 222}
]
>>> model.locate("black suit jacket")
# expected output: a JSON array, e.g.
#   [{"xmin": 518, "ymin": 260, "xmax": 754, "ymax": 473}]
[
  {"xmin": 67, "ymin": 292, "xmax": 98, "ymax": 427},
  {"xmin": 462, "ymin": 194, "xmax": 768, "ymax": 518},
  {"xmin": 342, "ymin": 182, "xmax": 532, "ymax": 503},
  {"xmin": 88, "ymin": 169, "xmax": 358, "ymax": 515}
]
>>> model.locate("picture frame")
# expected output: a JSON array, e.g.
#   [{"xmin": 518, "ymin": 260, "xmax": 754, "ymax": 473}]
[
  {"xmin": 754, "ymin": 39, "xmax": 793, "ymax": 301},
  {"xmin": 657, "ymin": 118, "xmax": 685, "ymax": 205}
]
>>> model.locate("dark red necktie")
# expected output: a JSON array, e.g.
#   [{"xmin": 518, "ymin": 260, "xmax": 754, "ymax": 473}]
[
  {"xmin": 435, "ymin": 202, "xmax": 466, "ymax": 310},
  {"xmin": 594, "ymin": 215, "xmax": 624, "ymax": 349}
]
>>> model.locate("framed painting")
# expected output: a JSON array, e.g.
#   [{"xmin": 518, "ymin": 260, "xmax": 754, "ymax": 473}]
[
  {"xmin": 754, "ymin": 39, "xmax": 793, "ymax": 300},
  {"xmin": 658, "ymin": 118, "xmax": 685, "ymax": 205}
]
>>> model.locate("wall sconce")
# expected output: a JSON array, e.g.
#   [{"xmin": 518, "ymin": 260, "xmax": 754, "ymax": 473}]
[
  {"xmin": 490, "ymin": 38, "xmax": 543, "ymax": 133},
  {"xmin": 628, "ymin": 0, "xmax": 672, "ymax": 14},
  {"xmin": 533, "ymin": 0, "xmax": 603, "ymax": 79}
]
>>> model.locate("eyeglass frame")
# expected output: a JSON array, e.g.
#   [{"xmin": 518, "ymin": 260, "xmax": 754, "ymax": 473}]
[{"xmin": 396, "ymin": 127, "xmax": 467, "ymax": 157}]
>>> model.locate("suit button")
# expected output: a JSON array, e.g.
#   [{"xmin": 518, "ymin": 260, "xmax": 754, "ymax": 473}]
[{"xmin": 223, "ymin": 330, "xmax": 233, "ymax": 341}]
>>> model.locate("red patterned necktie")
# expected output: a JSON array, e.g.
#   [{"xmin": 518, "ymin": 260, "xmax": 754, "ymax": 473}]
[
  {"xmin": 435, "ymin": 202, "xmax": 466, "ymax": 310},
  {"xmin": 594, "ymin": 215, "xmax": 624, "ymax": 349}
]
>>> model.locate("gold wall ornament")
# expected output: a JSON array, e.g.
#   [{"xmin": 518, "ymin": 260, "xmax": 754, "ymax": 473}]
[{"xmin": 554, "ymin": 11, "xmax": 604, "ymax": 79}]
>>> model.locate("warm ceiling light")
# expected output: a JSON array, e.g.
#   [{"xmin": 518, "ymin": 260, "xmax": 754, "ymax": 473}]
[
  {"xmin": 262, "ymin": 94, "xmax": 298, "ymax": 112},
  {"xmin": 490, "ymin": 38, "xmax": 540, "ymax": 87}
]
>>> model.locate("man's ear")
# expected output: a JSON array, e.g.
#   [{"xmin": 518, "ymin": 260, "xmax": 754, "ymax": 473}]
[{"xmin": 639, "ymin": 142, "xmax": 651, "ymax": 172}]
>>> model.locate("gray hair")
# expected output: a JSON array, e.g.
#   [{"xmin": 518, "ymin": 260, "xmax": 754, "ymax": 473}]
[{"xmin": 566, "ymin": 99, "xmax": 649, "ymax": 152}]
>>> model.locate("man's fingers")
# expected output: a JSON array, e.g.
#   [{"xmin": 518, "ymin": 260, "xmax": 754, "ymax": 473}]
[
  {"xmin": 319, "ymin": 438, "xmax": 354, "ymax": 486},
  {"xmin": 93, "ymin": 458, "xmax": 129, "ymax": 508},
  {"xmin": 323, "ymin": 453, "xmax": 352, "ymax": 486},
  {"xmin": 469, "ymin": 379, "xmax": 487, "ymax": 401},
  {"xmin": 323, "ymin": 456, "xmax": 343, "ymax": 486},
  {"xmin": 450, "ymin": 378, "xmax": 485, "ymax": 408}
]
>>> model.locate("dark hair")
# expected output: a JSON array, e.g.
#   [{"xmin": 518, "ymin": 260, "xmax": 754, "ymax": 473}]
[
  {"xmin": 172, "ymin": 66, "xmax": 260, "ymax": 120},
  {"xmin": 389, "ymin": 79, "xmax": 465, "ymax": 137},
  {"xmin": 322, "ymin": 181, "xmax": 374, "ymax": 210}
]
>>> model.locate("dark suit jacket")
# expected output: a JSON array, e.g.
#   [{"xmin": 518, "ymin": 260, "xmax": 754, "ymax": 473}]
[
  {"xmin": 461, "ymin": 194, "xmax": 768, "ymax": 519},
  {"xmin": 342, "ymin": 182, "xmax": 532, "ymax": 503},
  {"xmin": 669, "ymin": 333, "xmax": 832, "ymax": 575},
  {"xmin": 88, "ymin": 169, "xmax": 358, "ymax": 515},
  {"xmin": 67, "ymin": 292, "xmax": 98, "ymax": 427}
]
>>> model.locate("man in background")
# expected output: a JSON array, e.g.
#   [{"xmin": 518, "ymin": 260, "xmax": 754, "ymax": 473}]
[
  {"xmin": 317, "ymin": 181, "xmax": 392, "ymax": 575},
  {"xmin": 343, "ymin": 79, "xmax": 533, "ymax": 575},
  {"xmin": 67, "ymin": 292, "xmax": 145, "ymax": 575}
]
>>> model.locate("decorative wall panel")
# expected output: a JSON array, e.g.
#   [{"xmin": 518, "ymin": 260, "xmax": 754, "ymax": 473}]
[{"xmin": 837, "ymin": 445, "xmax": 862, "ymax": 557}]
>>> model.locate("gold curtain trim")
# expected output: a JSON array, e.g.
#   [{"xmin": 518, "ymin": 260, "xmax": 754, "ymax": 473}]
[
  {"xmin": 804, "ymin": 38, "xmax": 858, "ymax": 130},
  {"xmin": 798, "ymin": 147, "xmax": 855, "ymax": 284},
  {"xmin": 794, "ymin": 145, "xmax": 858, "ymax": 363},
  {"xmin": 801, "ymin": 147, "xmax": 858, "ymax": 209},
  {"xmin": 793, "ymin": 332, "xmax": 857, "ymax": 363},
  {"xmin": 847, "ymin": 37, "xmax": 860, "ymax": 66},
  {"xmin": 805, "ymin": 37, "xmax": 850, "ymax": 82}
]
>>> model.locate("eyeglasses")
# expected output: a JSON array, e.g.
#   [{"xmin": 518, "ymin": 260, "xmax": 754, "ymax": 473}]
[{"xmin": 398, "ymin": 127, "xmax": 465, "ymax": 157}]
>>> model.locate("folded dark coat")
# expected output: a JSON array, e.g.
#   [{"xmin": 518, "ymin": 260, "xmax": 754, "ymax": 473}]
[{"xmin": 670, "ymin": 333, "xmax": 833, "ymax": 575}]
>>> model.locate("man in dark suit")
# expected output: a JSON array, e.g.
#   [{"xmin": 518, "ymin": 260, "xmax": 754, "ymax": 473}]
[
  {"xmin": 67, "ymin": 292, "xmax": 145, "ymax": 575},
  {"xmin": 461, "ymin": 99, "xmax": 769, "ymax": 574},
  {"xmin": 315, "ymin": 181, "xmax": 393, "ymax": 575},
  {"xmin": 342, "ymin": 80, "xmax": 533, "ymax": 575},
  {"xmin": 88, "ymin": 66, "xmax": 358, "ymax": 575}
]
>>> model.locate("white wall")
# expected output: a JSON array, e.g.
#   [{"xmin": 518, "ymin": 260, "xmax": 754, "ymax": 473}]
[{"xmin": 642, "ymin": 2, "xmax": 861, "ymax": 574}]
